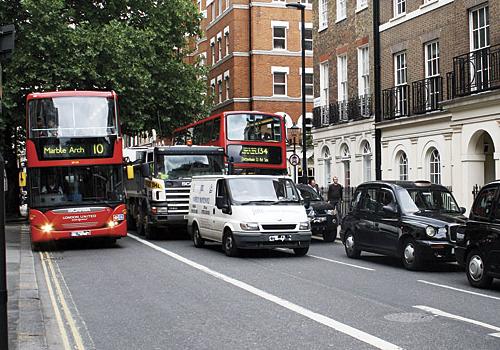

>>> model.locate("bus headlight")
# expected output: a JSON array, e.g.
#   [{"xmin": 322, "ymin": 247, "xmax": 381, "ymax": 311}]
[
  {"xmin": 107, "ymin": 220, "xmax": 118, "ymax": 228},
  {"xmin": 41, "ymin": 223, "xmax": 53, "ymax": 233}
]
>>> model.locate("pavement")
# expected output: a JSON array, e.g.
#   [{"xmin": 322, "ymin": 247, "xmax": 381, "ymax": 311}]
[{"xmin": 5, "ymin": 219, "xmax": 47, "ymax": 349}]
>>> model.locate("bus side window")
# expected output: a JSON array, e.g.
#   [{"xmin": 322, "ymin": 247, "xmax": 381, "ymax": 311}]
[
  {"xmin": 203, "ymin": 121, "xmax": 213, "ymax": 143},
  {"xmin": 212, "ymin": 118, "xmax": 220, "ymax": 141}
]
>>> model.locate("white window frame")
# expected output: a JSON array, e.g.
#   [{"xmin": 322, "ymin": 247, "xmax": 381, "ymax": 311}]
[
  {"xmin": 336, "ymin": 0, "xmax": 347, "ymax": 22},
  {"xmin": 224, "ymin": 26, "xmax": 230, "ymax": 57},
  {"xmin": 424, "ymin": 41, "xmax": 440, "ymax": 111},
  {"xmin": 337, "ymin": 55, "xmax": 348, "ymax": 120},
  {"xmin": 300, "ymin": 68, "xmax": 314, "ymax": 97},
  {"xmin": 199, "ymin": 52, "xmax": 207, "ymax": 67},
  {"xmin": 429, "ymin": 148, "xmax": 441, "ymax": 184},
  {"xmin": 210, "ymin": 38, "xmax": 216, "ymax": 66},
  {"xmin": 319, "ymin": 61, "xmax": 329, "ymax": 125},
  {"xmin": 272, "ymin": 66, "xmax": 289, "ymax": 96},
  {"xmin": 217, "ymin": 32, "xmax": 222, "ymax": 62},
  {"xmin": 357, "ymin": 46, "xmax": 370, "ymax": 97},
  {"xmin": 356, "ymin": 0, "xmax": 368, "ymax": 12},
  {"xmin": 319, "ymin": 0, "xmax": 328, "ymax": 31},
  {"xmin": 394, "ymin": 51, "xmax": 408, "ymax": 116},
  {"xmin": 362, "ymin": 142, "xmax": 372, "ymax": 182},
  {"xmin": 399, "ymin": 152, "xmax": 408, "ymax": 181},
  {"xmin": 302, "ymin": 23, "xmax": 313, "ymax": 52},
  {"xmin": 217, "ymin": 75, "xmax": 223, "ymax": 104},
  {"xmin": 218, "ymin": 0, "xmax": 222, "ymax": 16},
  {"xmin": 210, "ymin": 78, "xmax": 216, "ymax": 102},
  {"xmin": 272, "ymin": 21, "xmax": 288, "ymax": 51},
  {"xmin": 394, "ymin": 0, "xmax": 406, "ymax": 17},
  {"xmin": 469, "ymin": 5, "xmax": 490, "ymax": 91},
  {"xmin": 224, "ymin": 71, "xmax": 230, "ymax": 100},
  {"xmin": 211, "ymin": 1, "xmax": 216, "ymax": 21}
]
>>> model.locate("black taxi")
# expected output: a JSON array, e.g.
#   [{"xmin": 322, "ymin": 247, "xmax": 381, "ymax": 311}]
[
  {"xmin": 456, "ymin": 181, "xmax": 500, "ymax": 288},
  {"xmin": 296, "ymin": 184, "xmax": 338, "ymax": 242},
  {"xmin": 340, "ymin": 180, "xmax": 467, "ymax": 270}
]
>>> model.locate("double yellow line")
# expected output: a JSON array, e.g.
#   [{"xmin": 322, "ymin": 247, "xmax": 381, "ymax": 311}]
[{"xmin": 40, "ymin": 251, "xmax": 85, "ymax": 350}]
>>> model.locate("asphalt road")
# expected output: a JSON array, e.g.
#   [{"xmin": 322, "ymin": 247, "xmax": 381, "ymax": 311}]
[{"xmin": 34, "ymin": 231, "xmax": 500, "ymax": 350}]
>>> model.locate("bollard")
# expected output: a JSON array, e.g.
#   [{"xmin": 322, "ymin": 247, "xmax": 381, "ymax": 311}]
[{"xmin": 0, "ymin": 152, "xmax": 8, "ymax": 349}]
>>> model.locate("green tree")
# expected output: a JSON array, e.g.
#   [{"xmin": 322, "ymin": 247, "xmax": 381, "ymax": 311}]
[{"xmin": 0, "ymin": 0, "xmax": 210, "ymax": 214}]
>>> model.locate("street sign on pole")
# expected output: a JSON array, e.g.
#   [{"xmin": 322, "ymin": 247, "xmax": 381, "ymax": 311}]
[{"xmin": 289, "ymin": 153, "xmax": 300, "ymax": 166}]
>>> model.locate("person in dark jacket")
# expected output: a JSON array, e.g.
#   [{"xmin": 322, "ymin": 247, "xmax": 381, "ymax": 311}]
[
  {"xmin": 308, "ymin": 178, "xmax": 320, "ymax": 194},
  {"xmin": 327, "ymin": 176, "xmax": 343, "ymax": 214}
]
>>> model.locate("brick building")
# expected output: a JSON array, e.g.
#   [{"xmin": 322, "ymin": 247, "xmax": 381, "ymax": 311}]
[
  {"xmin": 312, "ymin": 0, "xmax": 499, "ymax": 209},
  {"xmin": 311, "ymin": 0, "xmax": 376, "ymax": 190},
  {"xmin": 190, "ymin": 0, "xmax": 314, "ymax": 178}
]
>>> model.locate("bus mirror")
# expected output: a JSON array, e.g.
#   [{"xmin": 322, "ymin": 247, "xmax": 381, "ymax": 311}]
[
  {"xmin": 126, "ymin": 165, "xmax": 134, "ymax": 180},
  {"xmin": 19, "ymin": 171, "xmax": 27, "ymax": 187},
  {"xmin": 141, "ymin": 163, "xmax": 151, "ymax": 178}
]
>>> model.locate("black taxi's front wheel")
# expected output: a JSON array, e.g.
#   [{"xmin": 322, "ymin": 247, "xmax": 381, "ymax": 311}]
[{"xmin": 466, "ymin": 250, "xmax": 492, "ymax": 288}]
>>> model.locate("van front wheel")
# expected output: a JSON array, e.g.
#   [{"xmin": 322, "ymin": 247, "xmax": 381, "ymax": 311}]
[
  {"xmin": 293, "ymin": 247, "xmax": 309, "ymax": 256},
  {"xmin": 223, "ymin": 230, "xmax": 239, "ymax": 257},
  {"xmin": 193, "ymin": 224, "xmax": 205, "ymax": 248}
]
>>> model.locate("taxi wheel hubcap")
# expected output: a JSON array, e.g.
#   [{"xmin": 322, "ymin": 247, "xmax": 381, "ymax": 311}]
[
  {"xmin": 404, "ymin": 243, "xmax": 415, "ymax": 264},
  {"xmin": 346, "ymin": 235, "xmax": 355, "ymax": 251},
  {"xmin": 469, "ymin": 255, "xmax": 484, "ymax": 281}
]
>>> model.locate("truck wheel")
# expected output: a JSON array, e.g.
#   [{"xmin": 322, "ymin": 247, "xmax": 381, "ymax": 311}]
[
  {"xmin": 193, "ymin": 224, "xmax": 205, "ymax": 248},
  {"xmin": 223, "ymin": 230, "xmax": 239, "ymax": 257},
  {"xmin": 127, "ymin": 211, "xmax": 137, "ymax": 231},
  {"xmin": 293, "ymin": 246, "xmax": 309, "ymax": 256},
  {"xmin": 323, "ymin": 230, "xmax": 337, "ymax": 242},
  {"xmin": 144, "ymin": 221, "xmax": 157, "ymax": 240},
  {"xmin": 401, "ymin": 238, "xmax": 422, "ymax": 270},
  {"xmin": 466, "ymin": 250, "xmax": 493, "ymax": 288}
]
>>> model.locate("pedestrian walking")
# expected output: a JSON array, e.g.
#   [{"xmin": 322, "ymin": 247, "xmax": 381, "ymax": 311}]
[{"xmin": 327, "ymin": 176, "xmax": 343, "ymax": 218}]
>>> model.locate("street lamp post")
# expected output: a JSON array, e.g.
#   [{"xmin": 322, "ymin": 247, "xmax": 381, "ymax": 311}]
[{"xmin": 286, "ymin": 2, "xmax": 308, "ymax": 184}]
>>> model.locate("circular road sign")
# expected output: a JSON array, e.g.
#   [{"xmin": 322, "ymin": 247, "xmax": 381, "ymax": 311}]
[{"xmin": 289, "ymin": 154, "xmax": 300, "ymax": 166}]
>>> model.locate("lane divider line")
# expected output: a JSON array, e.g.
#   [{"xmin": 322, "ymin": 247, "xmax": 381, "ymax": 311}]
[
  {"xmin": 308, "ymin": 254, "xmax": 375, "ymax": 271},
  {"xmin": 414, "ymin": 305, "xmax": 500, "ymax": 338},
  {"xmin": 44, "ymin": 252, "xmax": 86, "ymax": 350},
  {"xmin": 417, "ymin": 280, "xmax": 500, "ymax": 301},
  {"xmin": 129, "ymin": 234, "xmax": 402, "ymax": 350},
  {"xmin": 40, "ymin": 252, "xmax": 72, "ymax": 350}
]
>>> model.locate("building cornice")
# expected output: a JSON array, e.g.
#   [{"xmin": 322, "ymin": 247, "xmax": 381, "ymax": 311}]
[
  {"xmin": 205, "ymin": 4, "xmax": 249, "ymax": 32},
  {"xmin": 251, "ymin": 49, "xmax": 313, "ymax": 57}
]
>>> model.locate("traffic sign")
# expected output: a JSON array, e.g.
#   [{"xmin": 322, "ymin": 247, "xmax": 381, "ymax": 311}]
[{"xmin": 289, "ymin": 154, "xmax": 300, "ymax": 166}]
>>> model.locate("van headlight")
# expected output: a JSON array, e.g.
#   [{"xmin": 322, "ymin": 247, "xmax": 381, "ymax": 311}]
[
  {"xmin": 299, "ymin": 222, "xmax": 310, "ymax": 230},
  {"xmin": 240, "ymin": 222, "xmax": 259, "ymax": 231},
  {"xmin": 426, "ymin": 226, "xmax": 436, "ymax": 238}
]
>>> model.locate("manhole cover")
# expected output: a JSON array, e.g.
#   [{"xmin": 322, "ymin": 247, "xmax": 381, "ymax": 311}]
[{"xmin": 384, "ymin": 312, "xmax": 434, "ymax": 323}]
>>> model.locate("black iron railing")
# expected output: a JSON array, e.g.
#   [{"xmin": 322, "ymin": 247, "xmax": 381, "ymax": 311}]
[
  {"xmin": 447, "ymin": 44, "xmax": 500, "ymax": 99},
  {"xmin": 412, "ymin": 76, "xmax": 443, "ymax": 114},
  {"xmin": 382, "ymin": 85, "xmax": 409, "ymax": 120},
  {"xmin": 312, "ymin": 95, "xmax": 372, "ymax": 128}
]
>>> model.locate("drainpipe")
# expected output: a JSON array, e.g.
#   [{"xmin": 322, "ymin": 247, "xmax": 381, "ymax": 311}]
[
  {"xmin": 373, "ymin": 0, "xmax": 382, "ymax": 180},
  {"xmin": 248, "ymin": 2, "xmax": 253, "ymax": 110}
]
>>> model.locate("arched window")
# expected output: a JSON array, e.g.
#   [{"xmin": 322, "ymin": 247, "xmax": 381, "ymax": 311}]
[
  {"xmin": 429, "ymin": 148, "xmax": 441, "ymax": 184},
  {"xmin": 398, "ymin": 151, "xmax": 408, "ymax": 181},
  {"xmin": 322, "ymin": 146, "xmax": 331, "ymax": 186},
  {"xmin": 362, "ymin": 142, "xmax": 372, "ymax": 182},
  {"xmin": 341, "ymin": 144, "xmax": 351, "ymax": 187}
]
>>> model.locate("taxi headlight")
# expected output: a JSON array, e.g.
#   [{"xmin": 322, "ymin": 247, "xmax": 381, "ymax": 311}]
[
  {"xmin": 299, "ymin": 222, "xmax": 310, "ymax": 230},
  {"xmin": 325, "ymin": 209, "xmax": 335, "ymax": 216},
  {"xmin": 240, "ymin": 222, "xmax": 259, "ymax": 231},
  {"xmin": 426, "ymin": 226, "xmax": 436, "ymax": 238},
  {"xmin": 41, "ymin": 223, "xmax": 53, "ymax": 233}
]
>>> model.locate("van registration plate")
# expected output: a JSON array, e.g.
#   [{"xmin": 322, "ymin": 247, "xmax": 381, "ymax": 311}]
[
  {"xmin": 269, "ymin": 235, "xmax": 291, "ymax": 242},
  {"xmin": 71, "ymin": 230, "xmax": 91, "ymax": 237}
]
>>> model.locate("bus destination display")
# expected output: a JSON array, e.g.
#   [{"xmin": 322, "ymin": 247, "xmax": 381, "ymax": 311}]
[
  {"xmin": 37, "ymin": 138, "xmax": 114, "ymax": 160},
  {"xmin": 227, "ymin": 145, "xmax": 282, "ymax": 164}
]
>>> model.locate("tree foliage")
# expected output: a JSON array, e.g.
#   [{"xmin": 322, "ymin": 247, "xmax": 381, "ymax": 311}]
[{"xmin": 0, "ymin": 0, "xmax": 210, "ymax": 139}]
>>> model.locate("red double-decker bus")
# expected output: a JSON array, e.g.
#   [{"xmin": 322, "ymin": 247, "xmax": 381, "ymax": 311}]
[
  {"xmin": 25, "ymin": 91, "xmax": 127, "ymax": 248},
  {"xmin": 172, "ymin": 111, "xmax": 287, "ymax": 174}
]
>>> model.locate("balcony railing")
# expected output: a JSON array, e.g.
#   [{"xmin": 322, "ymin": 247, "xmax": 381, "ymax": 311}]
[
  {"xmin": 447, "ymin": 44, "xmax": 500, "ymax": 99},
  {"xmin": 412, "ymin": 76, "xmax": 443, "ymax": 114},
  {"xmin": 312, "ymin": 95, "xmax": 372, "ymax": 128},
  {"xmin": 382, "ymin": 85, "xmax": 410, "ymax": 120}
]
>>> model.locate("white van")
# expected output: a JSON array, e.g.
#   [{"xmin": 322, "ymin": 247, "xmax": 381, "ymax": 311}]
[{"xmin": 186, "ymin": 175, "xmax": 312, "ymax": 256}]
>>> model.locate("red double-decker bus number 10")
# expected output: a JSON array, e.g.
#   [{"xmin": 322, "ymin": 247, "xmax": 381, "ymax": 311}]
[{"xmin": 93, "ymin": 144, "xmax": 104, "ymax": 155}]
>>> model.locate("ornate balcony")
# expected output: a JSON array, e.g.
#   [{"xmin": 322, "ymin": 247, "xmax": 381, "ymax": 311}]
[
  {"xmin": 447, "ymin": 44, "xmax": 500, "ymax": 99},
  {"xmin": 412, "ymin": 76, "xmax": 443, "ymax": 114},
  {"xmin": 312, "ymin": 95, "xmax": 372, "ymax": 128},
  {"xmin": 382, "ymin": 85, "xmax": 410, "ymax": 120}
]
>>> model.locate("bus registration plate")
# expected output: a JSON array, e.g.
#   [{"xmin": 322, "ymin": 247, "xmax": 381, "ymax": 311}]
[{"xmin": 71, "ymin": 230, "xmax": 91, "ymax": 237}]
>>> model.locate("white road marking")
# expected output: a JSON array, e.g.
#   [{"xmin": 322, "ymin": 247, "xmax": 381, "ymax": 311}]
[
  {"xmin": 309, "ymin": 254, "xmax": 375, "ymax": 271},
  {"xmin": 129, "ymin": 234, "xmax": 402, "ymax": 350},
  {"xmin": 414, "ymin": 305, "xmax": 500, "ymax": 338},
  {"xmin": 418, "ymin": 280, "xmax": 500, "ymax": 301}
]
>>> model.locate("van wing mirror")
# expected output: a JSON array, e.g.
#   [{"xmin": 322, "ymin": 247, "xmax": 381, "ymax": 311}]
[
  {"xmin": 140, "ymin": 163, "xmax": 151, "ymax": 178},
  {"xmin": 126, "ymin": 165, "xmax": 134, "ymax": 180}
]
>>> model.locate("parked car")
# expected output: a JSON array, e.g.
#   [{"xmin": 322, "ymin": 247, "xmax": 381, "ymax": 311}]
[
  {"xmin": 186, "ymin": 175, "xmax": 312, "ymax": 257},
  {"xmin": 340, "ymin": 180, "xmax": 467, "ymax": 270},
  {"xmin": 296, "ymin": 184, "xmax": 338, "ymax": 242},
  {"xmin": 455, "ymin": 181, "xmax": 500, "ymax": 288}
]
